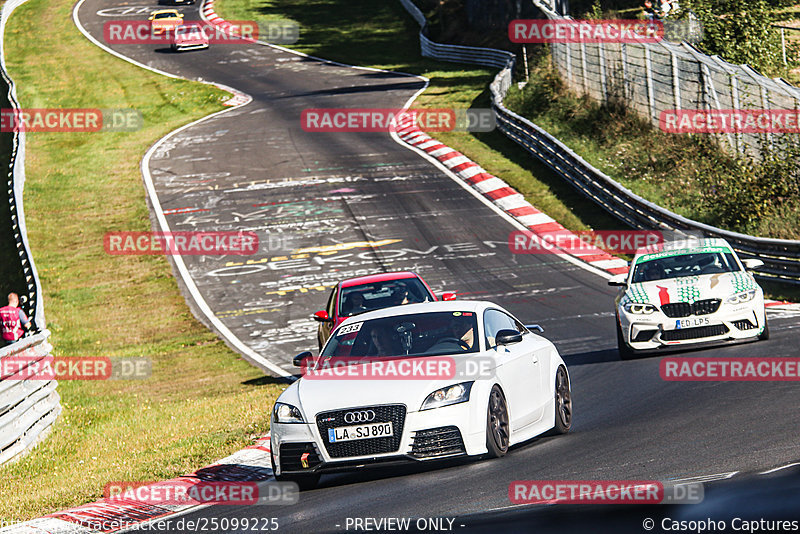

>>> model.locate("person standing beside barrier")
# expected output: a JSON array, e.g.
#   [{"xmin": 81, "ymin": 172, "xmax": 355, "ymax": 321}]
[{"xmin": 1, "ymin": 292, "xmax": 31, "ymax": 345}]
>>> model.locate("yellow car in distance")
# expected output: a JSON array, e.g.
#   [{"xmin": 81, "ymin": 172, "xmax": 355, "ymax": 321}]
[{"xmin": 149, "ymin": 9, "xmax": 184, "ymax": 34}]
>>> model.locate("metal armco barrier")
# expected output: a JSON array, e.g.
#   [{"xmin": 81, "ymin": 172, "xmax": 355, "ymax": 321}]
[
  {"xmin": 0, "ymin": 331, "xmax": 61, "ymax": 466},
  {"xmin": 397, "ymin": 0, "xmax": 800, "ymax": 285},
  {"xmin": 1, "ymin": 0, "xmax": 45, "ymax": 332},
  {"xmin": 0, "ymin": 0, "xmax": 59, "ymax": 467}
]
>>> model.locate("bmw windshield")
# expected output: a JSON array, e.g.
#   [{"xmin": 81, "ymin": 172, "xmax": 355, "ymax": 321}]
[
  {"xmin": 631, "ymin": 251, "xmax": 740, "ymax": 283},
  {"xmin": 320, "ymin": 311, "xmax": 479, "ymax": 360}
]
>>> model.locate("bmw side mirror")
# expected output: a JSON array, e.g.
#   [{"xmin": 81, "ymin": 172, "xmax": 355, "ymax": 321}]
[
  {"xmin": 607, "ymin": 273, "xmax": 627, "ymax": 287},
  {"xmin": 525, "ymin": 324, "xmax": 544, "ymax": 334},
  {"xmin": 742, "ymin": 258, "xmax": 764, "ymax": 270},
  {"xmin": 496, "ymin": 329, "xmax": 523, "ymax": 345},
  {"xmin": 293, "ymin": 351, "xmax": 312, "ymax": 367},
  {"xmin": 440, "ymin": 292, "xmax": 457, "ymax": 301}
]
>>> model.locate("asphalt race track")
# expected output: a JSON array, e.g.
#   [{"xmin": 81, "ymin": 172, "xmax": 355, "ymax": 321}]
[{"xmin": 75, "ymin": 1, "xmax": 800, "ymax": 531}]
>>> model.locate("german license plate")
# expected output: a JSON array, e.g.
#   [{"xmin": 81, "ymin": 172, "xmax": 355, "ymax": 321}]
[
  {"xmin": 327, "ymin": 422, "xmax": 393, "ymax": 443},
  {"xmin": 668, "ymin": 317, "xmax": 711, "ymax": 329}
]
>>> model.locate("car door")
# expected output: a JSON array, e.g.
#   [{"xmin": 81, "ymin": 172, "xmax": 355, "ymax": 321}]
[{"xmin": 483, "ymin": 309, "xmax": 546, "ymax": 431}]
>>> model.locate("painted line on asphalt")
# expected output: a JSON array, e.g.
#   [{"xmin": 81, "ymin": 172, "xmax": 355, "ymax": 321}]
[{"xmin": 73, "ymin": 0, "xmax": 289, "ymax": 378}]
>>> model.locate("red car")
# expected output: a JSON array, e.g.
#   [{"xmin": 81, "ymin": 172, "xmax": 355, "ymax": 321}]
[
  {"xmin": 313, "ymin": 271, "xmax": 456, "ymax": 349},
  {"xmin": 171, "ymin": 24, "xmax": 209, "ymax": 51}
]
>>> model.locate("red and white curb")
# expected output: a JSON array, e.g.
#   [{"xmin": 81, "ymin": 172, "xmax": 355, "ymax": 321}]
[
  {"xmin": 390, "ymin": 116, "xmax": 630, "ymax": 275},
  {"xmin": 216, "ymin": 84, "xmax": 250, "ymax": 107},
  {"xmin": 199, "ymin": 0, "xmax": 628, "ymax": 276},
  {"xmin": 0, "ymin": 437, "xmax": 272, "ymax": 534}
]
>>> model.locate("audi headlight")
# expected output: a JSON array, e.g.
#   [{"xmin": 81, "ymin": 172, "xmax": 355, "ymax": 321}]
[
  {"xmin": 623, "ymin": 302, "xmax": 657, "ymax": 314},
  {"xmin": 421, "ymin": 382, "xmax": 473, "ymax": 411},
  {"xmin": 727, "ymin": 290, "xmax": 756, "ymax": 305},
  {"xmin": 273, "ymin": 402, "xmax": 305, "ymax": 424}
]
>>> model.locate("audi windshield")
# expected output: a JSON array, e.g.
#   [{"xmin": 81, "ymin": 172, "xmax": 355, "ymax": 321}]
[{"xmin": 319, "ymin": 311, "xmax": 479, "ymax": 361}]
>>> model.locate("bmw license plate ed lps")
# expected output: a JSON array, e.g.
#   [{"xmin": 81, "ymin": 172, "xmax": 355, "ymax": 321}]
[{"xmin": 328, "ymin": 422, "xmax": 393, "ymax": 443}]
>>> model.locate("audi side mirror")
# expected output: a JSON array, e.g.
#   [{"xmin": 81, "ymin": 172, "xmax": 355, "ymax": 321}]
[
  {"xmin": 525, "ymin": 324, "xmax": 544, "ymax": 334},
  {"xmin": 440, "ymin": 292, "xmax": 457, "ymax": 301},
  {"xmin": 313, "ymin": 310, "xmax": 332, "ymax": 322},
  {"xmin": 496, "ymin": 329, "xmax": 523, "ymax": 345},
  {"xmin": 293, "ymin": 351, "xmax": 313, "ymax": 368}
]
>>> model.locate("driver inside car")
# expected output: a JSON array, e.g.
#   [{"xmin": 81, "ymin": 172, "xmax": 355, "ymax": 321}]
[
  {"xmin": 367, "ymin": 325, "xmax": 400, "ymax": 357},
  {"xmin": 442, "ymin": 315, "xmax": 474, "ymax": 351}
]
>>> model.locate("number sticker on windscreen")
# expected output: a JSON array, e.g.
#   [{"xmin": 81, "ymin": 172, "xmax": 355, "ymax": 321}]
[{"xmin": 337, "ymin": 322, "xmax": 363, "ymax": 336}]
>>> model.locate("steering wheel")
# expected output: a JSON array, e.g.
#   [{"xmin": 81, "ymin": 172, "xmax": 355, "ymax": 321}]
[{"xmin": 437, "ymin": 337, "xmax": 470, "ymax": 350}]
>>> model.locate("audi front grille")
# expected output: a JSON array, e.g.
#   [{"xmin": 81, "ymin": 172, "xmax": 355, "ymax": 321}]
[
  {"xmin": 410, "ymin": 426, "xmax": 466, "ymax": 459},
  {"xmin": 315, "ymin": 404, "xmax": 406, "ymax": 458},
  {"xmin": 279, "ymin": 442, "xmax": 322, "ymax": 472}
]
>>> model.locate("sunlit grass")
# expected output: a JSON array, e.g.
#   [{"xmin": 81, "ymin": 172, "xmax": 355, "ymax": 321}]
[{"xmin": 0, "ymin": 0, "xmax": 285, "ymax": 521}]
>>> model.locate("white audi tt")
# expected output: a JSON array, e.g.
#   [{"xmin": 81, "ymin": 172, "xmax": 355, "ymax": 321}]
[
  {"xmin": 270, "ymin": 300, "xmax": 571, "ymax": 488},
  {"xmin": 609, "ymin": 238, "xmax": 768, "ymax": 359}
]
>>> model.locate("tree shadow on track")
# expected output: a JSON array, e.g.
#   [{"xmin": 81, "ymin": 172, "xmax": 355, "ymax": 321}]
[{"xmin": 562, "ymin": 348, "xmax": 620, "ymax": 366}]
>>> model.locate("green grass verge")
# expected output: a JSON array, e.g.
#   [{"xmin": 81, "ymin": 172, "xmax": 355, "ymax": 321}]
[{"xmin": 0, "ymin": 0, "xmax": 285, "ymax": 521}]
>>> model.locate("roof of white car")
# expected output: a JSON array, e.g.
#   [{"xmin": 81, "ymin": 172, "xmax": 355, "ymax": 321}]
[
  {"xmin": 338, "ymin": 299, "xmax": 491, "ymax": 325},
  {"xmin": 633, "ymin": 237, "xmax": 732, "ymax": 258}
]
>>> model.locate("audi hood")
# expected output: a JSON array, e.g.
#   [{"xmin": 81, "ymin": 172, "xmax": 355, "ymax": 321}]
[{"xmin": 285, "ymin": 356, "xmax": 493, "ymax": 418}]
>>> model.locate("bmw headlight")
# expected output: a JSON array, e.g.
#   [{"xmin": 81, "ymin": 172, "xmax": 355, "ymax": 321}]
[
  {"xmin": 421, "ymin": 382, "xmax": 473, "ymax": 411},
  {"xmin": 727, "ymin": 290, "xmax": 756, "ymax": 305},
  {"xmin": 623, "ymin": 302, "xmax": 657, "ymax": 314},
  {"xmin": 273, "ymin": 402, "xmax": 305, "ymax": 424}
]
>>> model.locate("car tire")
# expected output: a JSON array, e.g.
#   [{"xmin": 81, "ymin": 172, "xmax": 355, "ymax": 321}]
[
  {"xmin": 485, "ymin": 385, "xmax": 510, "ymax": 458},
  {"xmin": 271, "ymin": 450, "xmax": 320, "ymax": 491},
  {"xmin": 616, "ymin": 321, "xmax": 636, "ymax": 360},
  {"xmin": 550, "ymin": 366, "xmax": 572, "ymax": 435},
  {"xmin": 758, "ymin": 316, "xmax": 770, "ymax": 341}
]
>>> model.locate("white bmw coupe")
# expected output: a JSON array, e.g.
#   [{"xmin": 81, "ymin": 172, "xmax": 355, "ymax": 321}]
[
  {"xmin": 270, "ymin": 300, "xmax": 572, "ymax": 488},
  {"xmin": 610, "ymin": 238, "xmax": 768, "ymax": 358}
]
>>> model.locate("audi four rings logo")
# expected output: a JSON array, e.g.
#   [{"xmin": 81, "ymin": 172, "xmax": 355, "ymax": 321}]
[{"xmin": 344, "ymin": 410, "xmax": 376, "ymax": 423}]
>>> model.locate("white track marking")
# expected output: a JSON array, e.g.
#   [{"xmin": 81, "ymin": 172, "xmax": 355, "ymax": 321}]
[
  {"xmin": 73, "ymin": 0, "xmax": 289, "ymax": 377},
  {"xmin": 760, "ymin": 462, "xmax": 800, "ymax": 475}
]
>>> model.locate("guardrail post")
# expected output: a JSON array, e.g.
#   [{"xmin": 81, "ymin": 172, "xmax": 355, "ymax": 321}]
[
  {"xmin": 599, "ymin": 42, "xmax": 607, "ymax": 103},
  {"xmin": 580, "ymin": 41, "xmax": 588, "ymax": 95},
  {"xmin": 645, "ymin": 45, "xmax": 655, "ymax": 121},
  {"xmin": 670, "ymin": 48, "xmax": 680, "ymax": 114},
  {"xmin": 730, "ymin": 73, "xmax": 742, "ymax": 154},
  {"xmin": 565, "ymin": 43, "xmax": 573, "ymax": 87}
]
